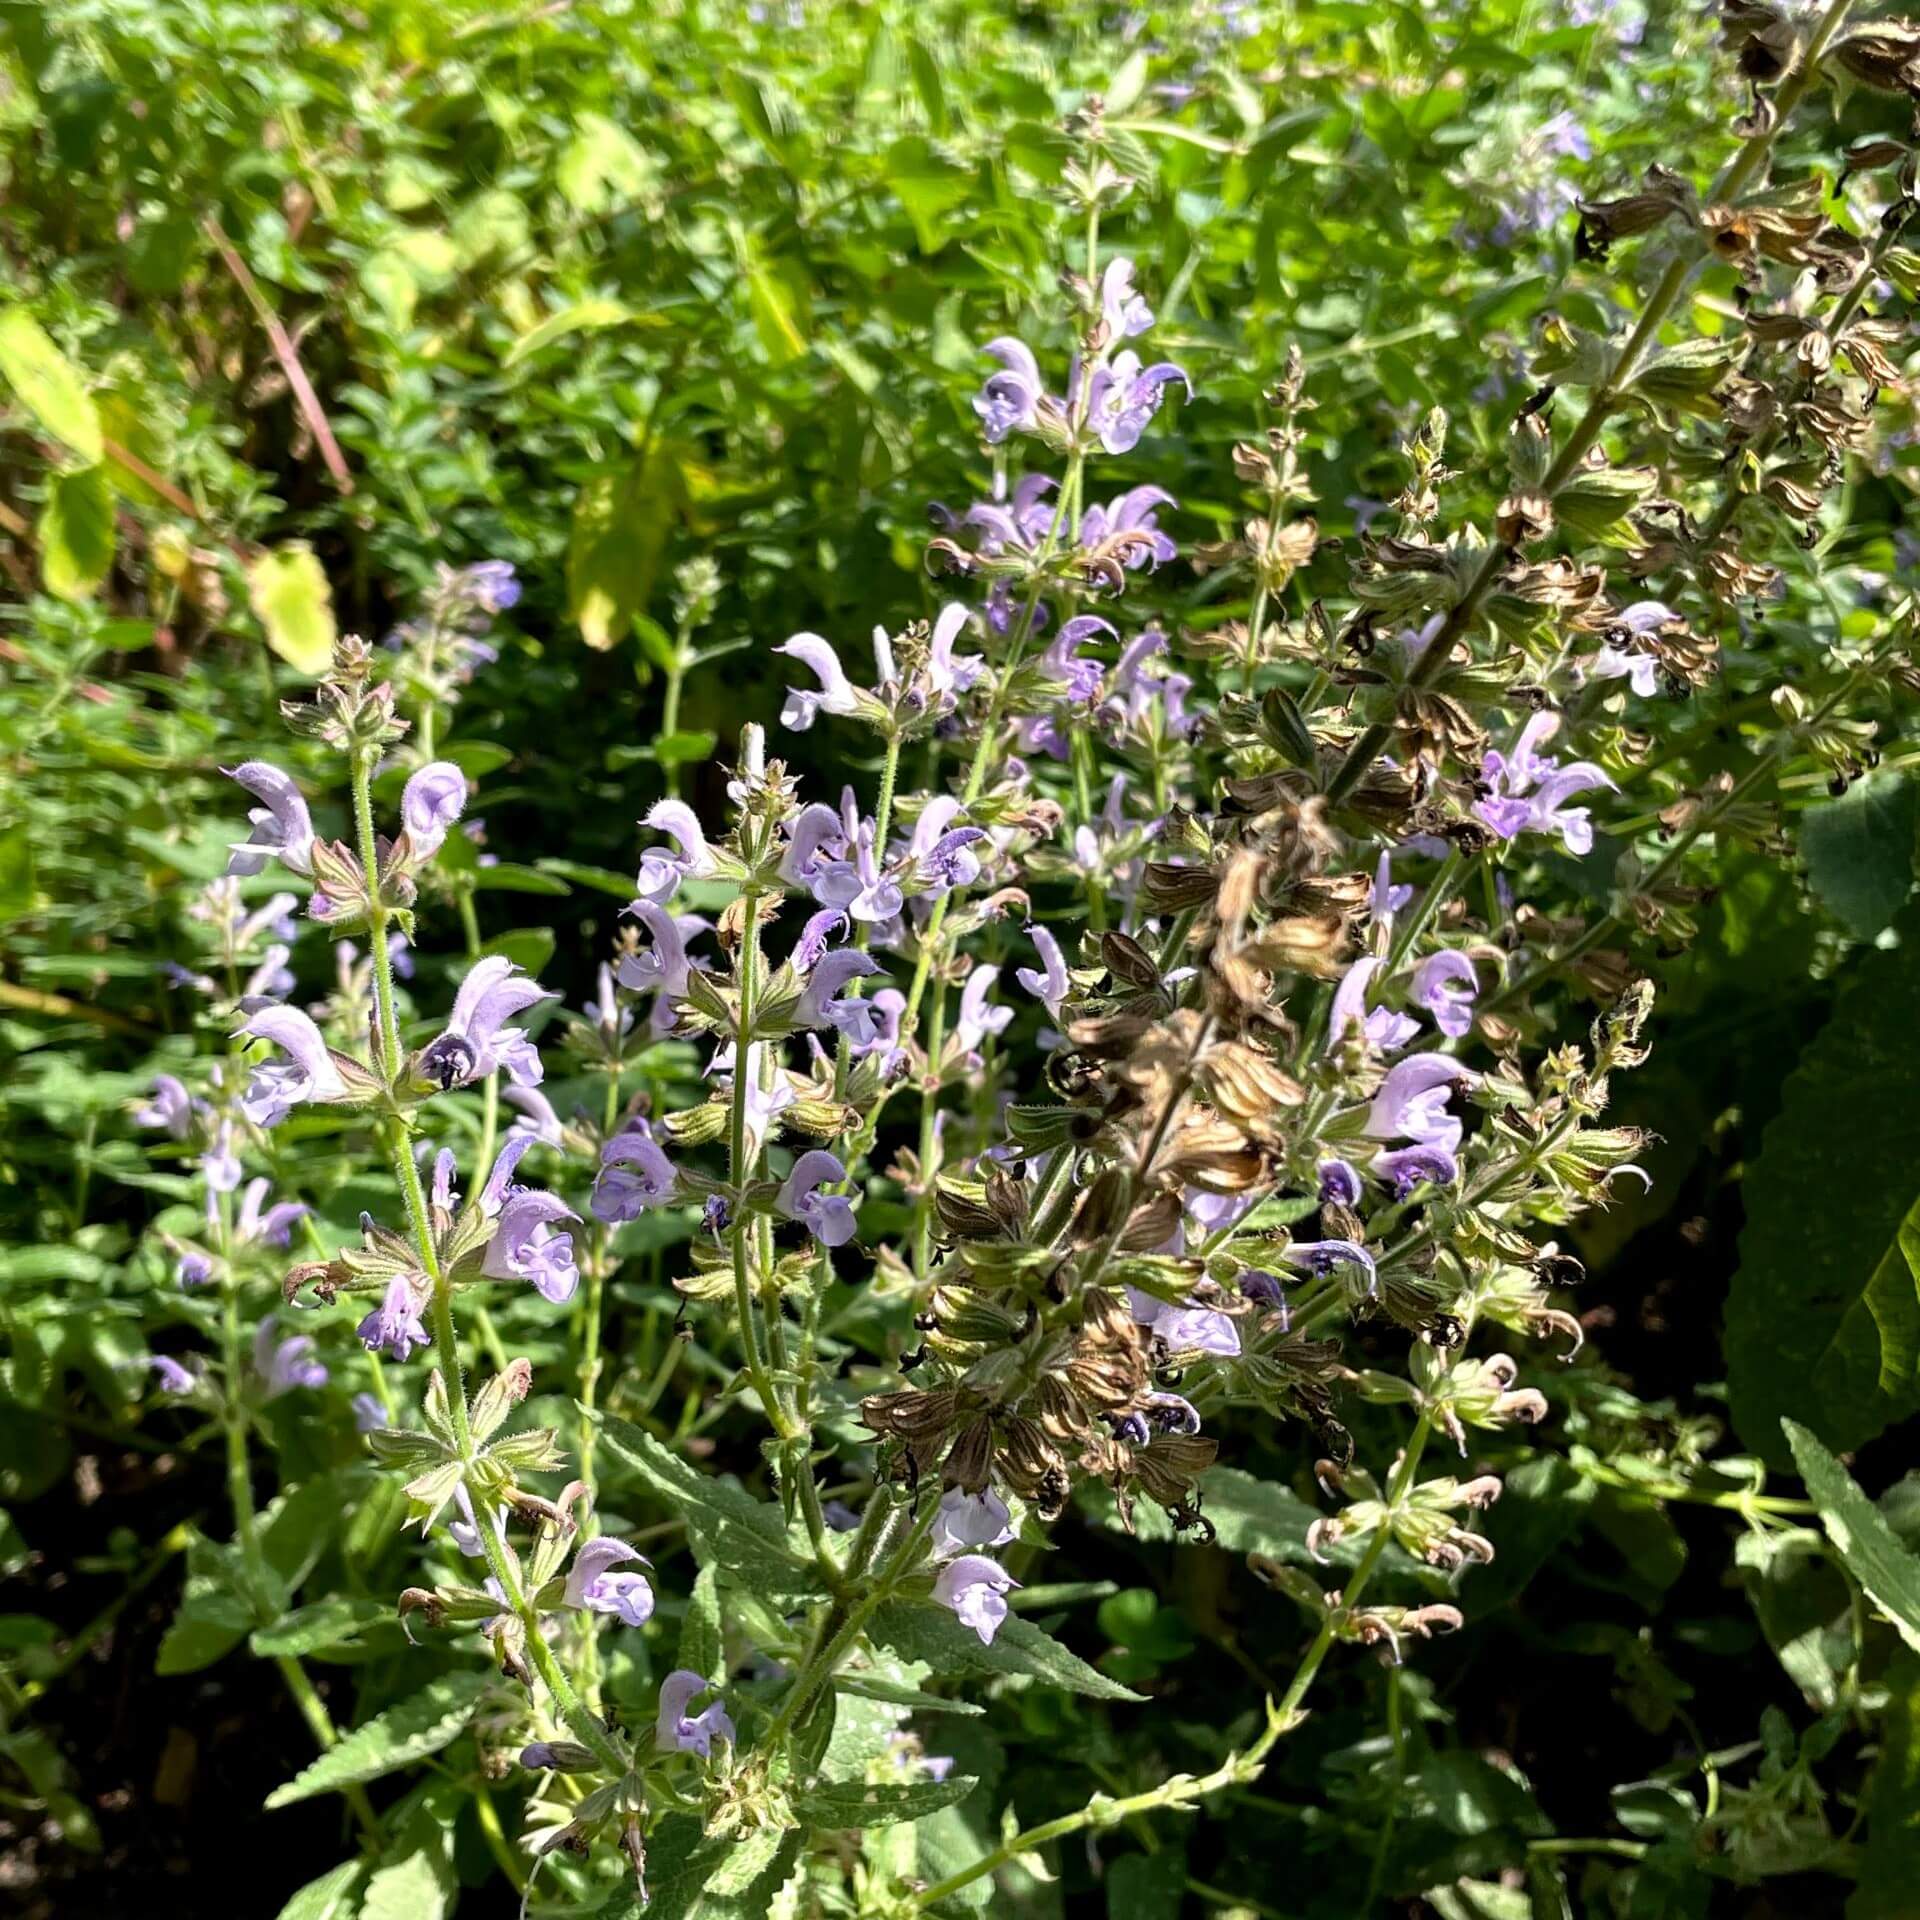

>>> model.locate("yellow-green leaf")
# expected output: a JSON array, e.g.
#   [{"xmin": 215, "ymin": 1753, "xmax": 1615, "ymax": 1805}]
[
  {"xmin": 248, "ymin": 543, "xmax": 338, "ymax": 677},
  {"xmin": 502, "ymin": 298, "xmax": 636, "ymax": 370},
  {"xmin": 0, "ymin": 308, "xmax": 104, "ymax": 465},
  {"xmin": 39, "ymin": 463, "xmax": 115, "ymax": 601}
]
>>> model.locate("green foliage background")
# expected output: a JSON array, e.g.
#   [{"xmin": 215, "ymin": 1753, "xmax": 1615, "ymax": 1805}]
[{"xmin": 5, "ymin": 1, "xmax": 1920, "ymax": 1916}]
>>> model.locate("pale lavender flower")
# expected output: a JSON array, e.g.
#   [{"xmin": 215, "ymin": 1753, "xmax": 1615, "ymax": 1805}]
[
  {"xmin": 1318, "ymin": 1158, "xmax": 1362, "ymax": 1207},
  {"xmin": 1280, "ymin": 1238, "xmax": 1377, "ymax": 1292},
  {"xmin": 924, "ymin": 603, "xmax": 985, "ymax": 707},
  {"xmin": 1376, "ymin": 1143, "xmax": 1459, "ymax": 1197},
  {"xmin": 1371, "ymin": 852, "xmax": 1413, "ymax": 928},
  {"xmin": 813, "ymin": 810, "xmax": 904, "ymax": 925},
  {"xmin": 423, "ymin": 955, "xmax": 553, "ymax": 1089},
  {"xmin": 505, "ymin": 1084, "xmax": 566, "ymax": 1147},
  {"xmin": 932, "ymin": 1554, "xmax": 1017, "ymax": 1645},
  {"xmin": 1475, "ymin": 711, "xmax": 1613, "ymax": 855},
  {"xmin": 459, "ymin": 559, "xmax": 520, "ymax": 612},
  {"xmin": 352, "ymin": 1392, "xmax": 385, "ymax": 1433},
  {"xmin": 1367, "ymin": 1054, "xmax": 1479, "ymax": 1154},
  {"xmin": 953, "ymin": 965, "xmax": 1013, "ymax": 1055},
  {"xmin": 224, "ymin": 762, "xmax": 315, "ymax": 878},
  {"xmin": 592, "ymin": 1125, "xmax": 677, "ymax": 1223},
  {"xmin": 777, "ymin": 1150, "xmax": 857, "ymax": 1248},
  {"xmin": 1078, "ymin": 486, "xmax": 1178, "ymax": 567},
  {"xmin": 253, "ymin": 1318, "xmax": 328, "ymax": 1399},
  {"xmin": 635, "ymin": 800, "xmax": 717, "ymax": 904},
  {"xmin": 1127, "ymin": 1286, "xmax": 1241, "ymax": 1357},
  {"xmin": 1099, "ymin": 257, "xmax": 1155, "ymax": 340},
  {"xmin": 776, "ymin": 633, "xmax": 863, "ymax": 731},
  {"xmin": 781, "ymin": 803, "xmax": 848, "ymax": 889},
  {"xmin": 1015, "ymin": 923, "xmax": 1070, "ymax": 1021},
  {"xmin": 401, "ymin": 762, "xmax": 467, "ymax": 859},
  {"xmin": 237, "ymin": 1005, "xmax": 349, "ymax": 1127},
  {"xmin": 1410, "ymin": 951, "xmax": 1479, "ymax": 1040},
  {"xmin": 1084, "ymin": 350, "xmax": 1190, "ymax": 455},
  {"xmin": 1327, "ymin": 956, "xmax": 1419, "ymax": 1053},
  {"xmin": 796, "ymin": 947, "xmax": 885, "ymax": 1046},
  {"xmin": 903, "ymin": 798, "xmax": 987, "ymax": 898},
  {"xmin": 176, "ymin": 1249, "xmax": 216, "ymax": 1289},
  {"xmin": 481, "ymin": 1190, "xmax": 580, "ymax": 1302},
  {"xmin": 962, "ymin": 473, "xmax": 1057, "ymax": 555},
  {"xmin": 357, "ymin": 1274, "xmax": 432, "ymax": 1361},
  {"xmin": 656, "ymin": 1671, "xmax": 736, "ymax": 1758},
  {"xmin": 973, "ymin": 338, "xmax": 1047, "ymax": 443},
  {"xmin": 932, "ymin": 1488, "xmax": 1015, "ymax": 1560},
  {"xmin": 235, "ymin": 1176, "xmax": 308, "ymax": 1248},
  {"xmin": 135, "ymin": 1074, "xmax": 195, "ymax": 1139},
  {"xmin": 615, "ymin": 903, "xmax": 704, "ymax": 1027},
  {"xmin": 563, "ymin": 1537, "xmax": 654, "ymax": 1626},
  {"xmin": 146, "ymin": 1354, "xmax": 197, "ymax": 1395},
  {"xmin": 1584, "ymin": 601, "xmax": 1669, "ymax": 698}
]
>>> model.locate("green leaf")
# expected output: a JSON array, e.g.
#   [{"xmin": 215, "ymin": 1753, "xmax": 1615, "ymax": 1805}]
[
  {"xmin": 503, "ymin": 298, "xmax": 642, "ymax": 370},
  {"xmin": 1194, "ymin": 1466, "xmax": 1322, "ymax": 1562},
  {"xmin": 470, "ymin": 862, "xmax": 572, "ymax": 896},
  {"xmin": 567, "ymin": 448, "xmax": 684, "ymax": 650},
  {"xmin": 592, "ymin": 1411, "xmax": 826, "ymax": 1600},
  {"xmin": 1107, "ymin": 1846, "xmax": 1187, "ymax": 1920},
  {"xmin": 884, "ymin": 136, "xmax": 973, "ymax": 254},
  {"xmin": 0, "ymin": 827, "xmax": 38, "ymax": 921},
  {"xmin": 793, "ymin": 1774, "xmax": 979, "ymax": 1829},
  {"xmin": 867, "ymin": 1600, "xmax": 1145, "ymax": 1701},
  {"xmin": 1729, "ymin": 911, "xmax": 1920, "ymax": 1461},
  {"xmin": 155, "ymin": 1610, "xmax": 248, "ymax": 1677},
  {"xmin": 360, "ymin": 1815, "xmax": 456, "ymax": 1920},
  {"xmin": 247, "ymin": 543, "xmax": 338, "ymax": 677},
  {"xmin": 835, "ymin": 1673, "xmax": 983, "ymax": 1716},
  {"xmin": 534, "ymin": 858, "xmax": 634, "ymax": 898},
  {"xmin": 1801, "ymin": 774, "xmax": 1918, "ymax": 938},
  {"xmin": 262, "ymin": 1669, "xmax": 491, "ymax": 1808},
  {"xmin": 250, "ymin": 1595, "xmax": 389, "ymax": 1658},
  {"xmin": 39, "ymin": 463, "xmax": 114, "ymax": 600},
  {"xmin": 272, "ymin": 1860, "xmax": 361, "ymax": 1920},
  {"xmin": 0, "ymin": 307, "xmax": 103, "ymax": 463},
  {"xmin": 677, "ymin": 1563, "xmax": 723, "ymax": 1683},
  {"xmin": 557, "ymin": 111, "xmax": 653, "ymax": 214},
  {"xmin": 477, "ymin": 927, "xmax": 556, "ymax": 977},
  {"xmin": 1852, "ymin": 1646, "xmax": 1920, "ymax": 1918},
  {"xmin": 1785, "ymin": 1421, "xmax": 1920, "ymax": 1654}
]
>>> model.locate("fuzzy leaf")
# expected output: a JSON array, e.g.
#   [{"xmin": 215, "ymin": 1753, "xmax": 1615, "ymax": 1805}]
[
  {"xmin": 867, "ymin": 1600, "xmax": 1145, "ymax": 1702},
  {"xmin": 1785, "ymin": 1421, "xmax": 1920, "ymax": 1655},
  {"xmin": 262, "ymin": 1669, "xmax": 491, "ymax": 1808},
  {"xmin": 1729, "ymin": 910, "xmax": 1920, "ymax": 1462},
  {"xmin": 793, "ymin": 1774, "xmax": 979, "ymax": 1829},
  {"xmin": 272, "ymin": 1860, "xmax": 361, "ymax": 1920},
  {"xmin": 1801, "ymin": 774, "xmax": 1918, "ymax": 939}
]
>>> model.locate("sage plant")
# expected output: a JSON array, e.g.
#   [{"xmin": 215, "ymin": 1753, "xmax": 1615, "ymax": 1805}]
[{"xmin": 125, "ymin": 3, "xmax": 1920, "ymax": 1908}]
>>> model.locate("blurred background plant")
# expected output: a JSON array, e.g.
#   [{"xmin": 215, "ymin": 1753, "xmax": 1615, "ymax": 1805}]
[{"xmin": 4, "ymin": 1, "xmax": 1920, "ymax": 1917}]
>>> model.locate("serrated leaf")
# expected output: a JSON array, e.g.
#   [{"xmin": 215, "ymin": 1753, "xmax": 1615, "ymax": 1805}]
[
  {"xmin": 359, "ymin": 1825, "xmax": 455, "ymax": 1920},
  {"xmin": 867, "ymin": 1601, "xmax": 1145, "ymax": 1702},
  {"xmin": 794, "ymin": 1774, "xmax": 979, "ymax": 1828},
  {"xmin": 262, "ymin": 1669, "xmax": 490, "ymax": 1808},
  {"xmin": 250, "ymin": 1595, "xmax": 389, "ymax": 1658},
  {"xmin": 1785, "ymin": 1421, "xmax": 1920, "ymax": 1655},
  {"xmin": 39, "ymin": 463, "xmax": 114, "ymax": 600},
  {"xmin": 1801, "ymin": 774, "xmax": 1917, "ymax": 938},
  {"xmin": 1729, "ymin": 912, "xmax": 1920, "ymax": 1461},
  {"xmin": 592, "ymin": 1411, "xmax": 826, "ymax": 1600},
  {"xmin": 272, "ymin": 1859, "xmax": 361, "ymax": 1920},
  {"xmin": 0, "ymin": 307, "xmax": 103, "ymax": 463},
  {"xmin": 248, "ymin": 543, "xmax": 337, "ymax": 677}
]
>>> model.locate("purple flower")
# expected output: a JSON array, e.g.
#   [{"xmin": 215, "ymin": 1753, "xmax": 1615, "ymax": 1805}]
[
  {"xmin": 1084, "ymin": 350, "xmax": 1190, "ymax": 455},
  {"xmin": 932, "ymin": 1554, "xmax": 1017, "ymax": 1645},
  {"xmin": 1015, "ymin": 923, "xmax": 1070, "ymax": 1021},
  {"xmin": 963, "ymin": 473, "xmax": 1057, "ymax": 556},
  {"xmin": 401, "ymin": 761, "xmax": 467, "ymax": 859},
  {"xmin": 1539, "ymin": 110, "xmax": 1592, "ymax": 161},
  {"xmin": 777, "ymin": 1150, "xmax": 857, "ymax": 1248},
  {"xmin": 1078, "ymin": 487, "xmax": 1178, "ymax": 567},
  {"xmin": 591, "ymin": 1126, "xmax": 677, "ymax": 1223},
  {"xmin": 563, "ymin": 1537, "xmax": 654, "ymax": 1626},
  {"xmin": 135, "ymin": 1074, "xmax": 195, "ymax": 1139},
  {"xmin": 145, "ymin": 1354, "xmax": 197, "ymax": 1395},
  {"xmin": 176, "ymin": 1249, "xmax": 216, "ymax": 1289},
  {"xmin": 775, "ymin": 633, "xmax": 862, "ymax": 731},
  {"xmin": 1237, "ymin": 1268, "xmax": 1289, "ymax": 1312},
  {"xmin": 423, "ymin": 955, "xmax": 554, "ymax": 1089},
  {"xmin": 615, "ymin": 903, "xmax": 704, "ymax": 1028},
  {"xmin": 1585, "ymin": 601, "xmax": 1669, "ymax": 698},
  {"xmin": 1367, "ymin": 1054, "xmax": 1479, "ymax": 1154},
  {"xmin": 459, "ymin": 560, "xmax": 520, "ymax": 612},
  {"xmin": 813, "ymin": 812, "xmax": 904, "ymax": 925},
  {"xmin": 1327, "ymin": 957, "xmax": 1420, "ymax": 1053},
  {"xmin": 505, "ymin": 1084, "xmax": 566, "ymax": 1147},
  {"xmin": 656, "ymin": 1670, "xmax": 736, "ymax": 1758},
  {"xmin": 1371, "ymin": 852, "xmax": 1413, "ymax": 928},
  {"xmin": 253, "ymin": 1318, "xmax": 328, "ymax": 1399},
  {"xmin": 235, "ymin": 1176, "xmax": 308, "ymax": 1248},
  {"xmin": 224, "ymin": 762, "xmax": 315, "ymax": 878},
  {"xmin": 1099, "ymin": 257, "xmax": 1154, "ymax": 340},
  {"xmin": 357, "ymin": 1274, "xmax": 432, "ymax": 1361},
  {"xmin": 477, "ymin": 1133, "xmax": 533, "ymax": 1215},
  {"xmin": 481, "ymin": 1190, "xmax": 580, "ymax": 1302},
  {"xmin": 1475, "ymin": 712, "xmax": 1613, "ymax": 856},
  {"xmin": 796, "ymin": 947, "xmax": 885, "ymax": 1046},
  {"xmin": 1375, "ymin": 1143, "xmax": 1459, "ymax": 1197},
  {"xmin": 781, "ymin": 803, "xmax": 847, "ymax": 889},
  {"xmin": 1318, "ymin": 1158, "xmax": 1362, "ymax": 1207},
  {"xmin": 924, "ymin": 603, "xmax": 985, "ymax": 706},
  {"xmin": 1280, "ymin": 1238, "xmax": 1377, "ymax": 1292},
  {"xmin": 351, "ymin": 1392, "xmax": 385, "ymax": 1433},
  {"xmin": 903, "ymin": 797, "xmax": 986, "ymax": 898},
  {"xmin": 953, "ymin": 964, "xmax": 1013, "ymax": 1055},
  {"xmin": 635, "ymin": 800, "xmax": 717, "ymax": 904},
  {"xmin": 932, "ymin": 1488, "xmax": 1015, "ymax": 1559},
  {"xmin": 1410, "ymin": 951, "xmax": 1479, "ymax": 1040},
  {"xmin": 973, "ymin": 338, "xmax": 1046, "ymax": 443},
  {"xmin": 1127, "ymin": 1286, "xmax": 1240, "ymax": 1357},
  {"xmin": 236, "ymin": 1005, "xmax": 349, "ymax": 1127}
]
